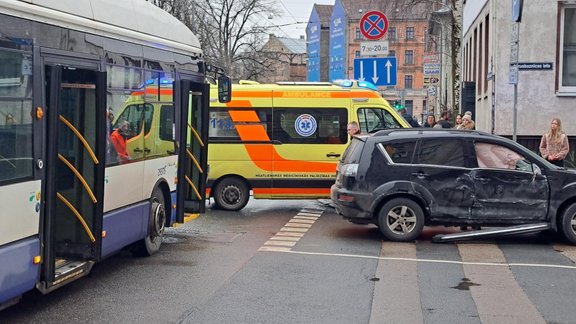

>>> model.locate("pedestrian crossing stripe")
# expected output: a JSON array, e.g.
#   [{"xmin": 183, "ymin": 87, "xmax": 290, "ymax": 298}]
[{"xmin": 258, "ymin": 207, "xmax": 323, "ymax": 252}]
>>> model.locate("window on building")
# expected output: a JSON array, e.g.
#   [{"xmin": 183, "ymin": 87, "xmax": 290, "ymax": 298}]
[
  {"xmin": 560, "ymin": 6, "xmax": 576, "ymax": 92},
  {"xmin": 405, "ymin": 75, "xmax": 413, "ymax": 89},
  {"xmin": 405, "ymin": 50, "xmax": 414, "ymax": 65},
  {"xmin": 355, "ymin": 50, "xmax": 360, "ymax": 58},
  {"xmin": 388, "ymin": 50, "xmax": 396, "ymax": 57},
  {"xmin": 388, "ymin": 27, "xmax": 396, "ymax": 41},
  {"xmin": 355, "ymin": 27, "xmax": 362, "ymax": 40},
  {"xmin": 406, "ymin": 27, "xmax": 415, "ymax": 40}
]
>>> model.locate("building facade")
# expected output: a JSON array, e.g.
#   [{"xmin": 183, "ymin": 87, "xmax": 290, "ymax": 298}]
[
  {"xmin": 307, "ymin": 0, "xmax": 434, "ymax": 122},
  {"xmin": 307, "ymin": 4, "xmax": 333, "ymax": 82},
  {"xmin": 462, "ymin": 0, "xmax": 576, "ymax": 141},
  {"xmin": 260, "ymin": 35, "xmax": 307, "ymax": 83}
]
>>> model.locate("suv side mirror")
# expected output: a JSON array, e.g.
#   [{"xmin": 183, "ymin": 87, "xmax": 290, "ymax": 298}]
[{"xmin": 217, "ymin": 76, "xmax": 231, "ymax": 103}]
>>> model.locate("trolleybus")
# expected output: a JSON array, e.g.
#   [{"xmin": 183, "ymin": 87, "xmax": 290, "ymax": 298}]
[{"xmin": 0, "ymin": 0, "xmax": 228, "ymax": 310}]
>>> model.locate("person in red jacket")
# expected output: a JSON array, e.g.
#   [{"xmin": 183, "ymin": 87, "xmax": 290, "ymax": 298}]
[{"xmin": 110, "ymin": 120, "xmax": 130, "ymax": 163}]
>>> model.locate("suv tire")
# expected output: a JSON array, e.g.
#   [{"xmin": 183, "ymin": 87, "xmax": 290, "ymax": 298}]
[
  {"xmin": 560, "ymin": 203, "xmax": 576, "ymax": 244},
  {"xmin": 377, "ymin": 198, "xmax": 424, "ymax": 242}
]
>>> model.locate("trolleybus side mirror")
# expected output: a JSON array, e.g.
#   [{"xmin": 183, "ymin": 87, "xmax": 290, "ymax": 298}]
[{"xmin": 217, "ymin": 75, "xmax": 231, "ymax": 103}]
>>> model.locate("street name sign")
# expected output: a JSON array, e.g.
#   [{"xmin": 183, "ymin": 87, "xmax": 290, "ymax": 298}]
[{"xmin": 517, "ymin": 62, "xmax": 553, "ymax": 70}]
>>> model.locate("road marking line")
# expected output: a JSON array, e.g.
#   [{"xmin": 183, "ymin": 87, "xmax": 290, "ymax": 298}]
[
  {"xmin": 370, "ymin": 242, "xmax": 423, "ymax": 324},
  {"xmin": 260, "ymin": 249, "xmax": 576, "ymax": 270},
  {"xmin": 264, "ymin": 240, "xmax": 296, "ymax": 247},
  {"xmin": 270, "ymin": 236, "xmax": 300, "ymax": 241},
  {"xmin": 258, "ymin": 246, "xmax": 292, "ymax": 252},
  {"xmin": 258, "ymin": 207, "xmax": 324, "ymax": 252},
  {"xmin": 280, "ymin": 227, "xmax": 309, "ymax": 233},
  {"xmin": 552, "ymin": 243, "xmax": 576, "ymax": 263},
  {"xmin": 458, "ymin": 243, "xmax": 546, "ymax": 324},
  {"xmin": 293, "ymin": 216, "xmax": 319, "ymax": 220},
  {"xmin": 289, "ymin": 219, "xmax": 316, "ymax": 224},
  {"xmin": 301, "ymin": 208, "xmax": 323, "ymax": 212},
  {"xmin": 297, "ymin": 212, "xmax": 321, "ymax": 217},
  {"xmin": 275, "ymin": 232, "xmax": 305, "ymax": 237},
  {"xmin": 285, "ymin": 223, "xmax": 312, "ymax": 228}
]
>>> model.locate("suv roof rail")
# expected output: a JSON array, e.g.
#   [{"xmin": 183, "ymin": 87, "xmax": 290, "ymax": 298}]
[{"xmin": 371, "ymin": 128, "xmax": 490, "ymax": 137}]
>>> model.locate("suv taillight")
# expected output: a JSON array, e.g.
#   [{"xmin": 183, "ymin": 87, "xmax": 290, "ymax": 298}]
[
  {"xmin": 341, "ymin": 163, "xmax": 358, "ymax": 177},
  {"xmin": 339, "ymin": 163, "xmax": 358, "ymax": 188}
]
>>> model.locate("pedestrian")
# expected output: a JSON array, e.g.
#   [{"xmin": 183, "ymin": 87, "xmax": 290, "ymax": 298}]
[
  {"xmin": 110, "ymin": 119, "xmax": 131, "ymax": 163},
  {"xmin": 540, "ymin": 117, "xmax": 569, "ymax": 167},
  {"xmin": 454, "ymin": 114, "xmax": 463, "ymax": 129},
  {"xmin": 5, "ymin": 113, "xmax": 16, "ymax": 125},
  {"xmin": 347, "ymin": 121, "xmax": 361, "ymax": 135},
  {"xmin": 397, "ymin": 107, "xmax": 420, "ymax": 127},
  {"xmin": 424, "ymin": 114, "xmax": 436, "ymax": 128},
  {"xmin": 460, "ymin": 114, "xmax": 475, "ymax": 130},
  {"xmin": 436, "ymin": 110, "xmax": 452, "ymax": 128}
]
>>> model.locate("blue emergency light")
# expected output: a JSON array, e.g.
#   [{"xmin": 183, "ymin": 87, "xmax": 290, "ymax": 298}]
[{"xmin": 332, "ymin": 79, "xmax": 377, "ymax": 91}]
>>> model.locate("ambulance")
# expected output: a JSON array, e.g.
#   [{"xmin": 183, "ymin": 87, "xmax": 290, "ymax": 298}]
[{"xmin": 207, "ymin": 80, "xmax": 410, "ymax": 211}]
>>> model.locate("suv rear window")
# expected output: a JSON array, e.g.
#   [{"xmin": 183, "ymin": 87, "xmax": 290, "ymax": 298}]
[
  {"xmin": 380, "ymin": 140, "xmax": 416, "ymax": 164},
  {"xmin": 341, "ymin": 137, "xmax": 365, "ymax": 164}
]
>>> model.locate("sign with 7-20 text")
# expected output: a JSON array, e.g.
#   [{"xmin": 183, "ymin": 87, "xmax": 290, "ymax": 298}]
[{"xmin": 360, "ymin": 41, "xmax": 389, "ymax": 56}]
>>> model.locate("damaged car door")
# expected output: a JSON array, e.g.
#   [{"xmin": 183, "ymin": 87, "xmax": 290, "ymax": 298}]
[
  {"xmin": 410, "ymin": 138, "xmax": 474, "ymax": 222},
  {"xmin": 471, "ymin": 141, "xmax": 549, "ymax": 222}
]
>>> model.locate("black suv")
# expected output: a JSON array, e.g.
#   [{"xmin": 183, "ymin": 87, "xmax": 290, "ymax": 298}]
[{"xmin": 331, "ymin": 128, "xmax": 576, "ymax": 244}]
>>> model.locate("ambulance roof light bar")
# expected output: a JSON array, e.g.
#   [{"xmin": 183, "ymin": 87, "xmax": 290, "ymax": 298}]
[{"xmin": 332, "ymin": 79, "xmax": 378, "ymax": 91}]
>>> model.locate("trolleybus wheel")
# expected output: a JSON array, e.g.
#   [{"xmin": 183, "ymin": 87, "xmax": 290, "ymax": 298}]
[{"xmin": 134, "ymin": 187, "xmax": 166, "ymax": 256}]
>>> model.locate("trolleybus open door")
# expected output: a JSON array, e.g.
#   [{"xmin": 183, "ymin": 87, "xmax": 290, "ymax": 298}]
[
  {"xmin": 41, "ymin": 62, "xmax": 106, "ymax": 293},
  {"xmin": 175, "ymin": 79, "xmax": 209, "ymax": 220}
]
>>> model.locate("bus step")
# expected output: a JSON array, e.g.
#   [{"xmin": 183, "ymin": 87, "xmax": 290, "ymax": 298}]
[
  {"xmin": 432, "ymin": 223, "xmax": 550, "ymax": 243},
  {"xmin": 38, "ymin": 259, "xmax": 95, "ymax": 294}
]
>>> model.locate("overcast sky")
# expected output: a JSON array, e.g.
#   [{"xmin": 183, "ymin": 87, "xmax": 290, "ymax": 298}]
[{"xmin": 267, "ymin": 0, "xmax": 335, "ymax": 39}]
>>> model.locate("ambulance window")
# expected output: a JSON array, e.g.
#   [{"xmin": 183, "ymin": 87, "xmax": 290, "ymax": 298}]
[
  {"xmin": 143, "ymin": 104, "xmax": 153, "ymax": 135},
  {"xmin": 273, "ymin": 108, "xmax": 347, "ymax": 144},
  {"xmin": 209, "ymin": 109, "xmax": 239, "ymax": 139},
  {"xmin": 357, "ymin": 107, "xmax": 403, "ymax": 133},
  {"xmin": 159, "ymin": 105, "xmax": 173, "ymax": 140},
  {"xmin": 114, "ymin": 103, "xmax": 151, "ymax": 139},
  {"xmin": 209, "ymin": 108, "xmax": 270, "ymax": 142}
]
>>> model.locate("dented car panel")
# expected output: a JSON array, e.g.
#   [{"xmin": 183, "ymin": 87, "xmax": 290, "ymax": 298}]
[
  {"xmin": 471, "ymin": 168, "xmax": 549, "ymax": 222},
  {"xmin": 410, "ymin": 165, "xmax": 475, "ymax": 222},
  {"xmin": 331, "ymin": 129, "xmax": 576, "ymax": 243}
]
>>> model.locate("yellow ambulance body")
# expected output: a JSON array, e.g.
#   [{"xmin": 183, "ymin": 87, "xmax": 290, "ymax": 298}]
[{"xmin": 207, "ymin": 80, "xmax": 410, "ymax": 211}]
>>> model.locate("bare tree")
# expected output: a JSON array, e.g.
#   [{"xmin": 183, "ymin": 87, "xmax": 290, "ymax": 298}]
[
  {"xmin": 149, "ymin": 0, "xmax": 281, "ymax": 80},
  {"xmin": 149, "ymin": 0, "xmax": 195, "ymax": 26}
]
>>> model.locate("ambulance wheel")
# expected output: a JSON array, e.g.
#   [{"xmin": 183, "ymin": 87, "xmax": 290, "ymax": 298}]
[
  {"xmin": 134, "ymin": 187, "xmax": 166, "ymax": 256},
  {"xmin": 560, "ymin": 203, "xmax": 576, "ymax": 245},
  {"xmin": 213, "ymin": 177, "xmax": 249, "ymax": 211}
]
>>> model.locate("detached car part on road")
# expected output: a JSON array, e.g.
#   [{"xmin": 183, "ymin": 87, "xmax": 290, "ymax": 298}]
[{"xmin": 330, "ymin": 129, "xmax": 576, "ymax": 244}]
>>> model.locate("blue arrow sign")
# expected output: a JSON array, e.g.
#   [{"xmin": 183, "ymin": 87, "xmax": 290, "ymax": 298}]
[{"xmin": 353, "ymin": 58, "xmax": 397, "ymax": 86}]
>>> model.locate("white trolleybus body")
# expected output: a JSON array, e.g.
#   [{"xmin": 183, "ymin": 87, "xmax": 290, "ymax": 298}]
[{"xmin": 0, "ymin": 0, "xmax": 225, "ymax": 310}]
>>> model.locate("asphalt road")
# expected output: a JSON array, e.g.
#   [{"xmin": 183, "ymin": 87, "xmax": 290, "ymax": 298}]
[{"xmin": 3, "ymin": 198, "xmax": 576, "ymax": 323}]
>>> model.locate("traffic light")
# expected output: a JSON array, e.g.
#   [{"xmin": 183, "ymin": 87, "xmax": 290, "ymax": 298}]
[{"xmin": 393, "ymin": 100, "xmax": 404, "ymax": 111}]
